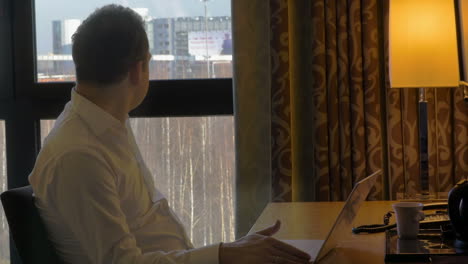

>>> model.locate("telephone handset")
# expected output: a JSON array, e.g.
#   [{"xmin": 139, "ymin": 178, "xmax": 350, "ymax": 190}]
[
  {"xmin": 352, "ymin": 202, "xmax": 450, "ymax": 234},
  {"xmin": 422, "ymin": 202, "xmax": 448, "ymax": 210},
  {"xmin": 419, "ymin": 202, "xmax": 450, "ymax": 228}
]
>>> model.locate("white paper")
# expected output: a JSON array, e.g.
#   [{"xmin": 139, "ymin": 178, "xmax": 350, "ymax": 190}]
[{"xmin": 282, "ymin": 239, "xmax": 325, "ymax": 261}]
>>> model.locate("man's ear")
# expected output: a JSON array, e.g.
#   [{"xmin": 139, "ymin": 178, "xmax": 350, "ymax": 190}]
[{"xmin": 128, "ymin": 61, "xmax": 143, "ymax": 85}]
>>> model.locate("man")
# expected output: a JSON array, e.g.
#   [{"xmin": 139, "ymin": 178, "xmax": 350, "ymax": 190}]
[
  {"xmin": 29, "ymin": 5, "xmax": 311, "ymax": 264},
  {"xmin": 220, "ymin": 33, "xmax": 232, "ymax": 55}
]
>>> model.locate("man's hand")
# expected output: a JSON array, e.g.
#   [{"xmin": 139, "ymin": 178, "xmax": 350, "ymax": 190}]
[{"xmin": 219, "ymin": 220, "xmax": 311, "ymax": 264}]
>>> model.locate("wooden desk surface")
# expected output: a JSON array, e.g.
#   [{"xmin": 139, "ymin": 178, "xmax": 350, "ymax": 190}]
[
  {"xmin": 248, "ymin": 201, "xmax": 390, "ymax": 263},
  {"xmin": 248, "ymin": 201, "xmax": 460, "ymax": 264}
]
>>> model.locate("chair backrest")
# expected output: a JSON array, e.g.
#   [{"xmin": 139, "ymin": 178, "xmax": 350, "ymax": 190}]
[{"xmin": 1, "ymin": 185, "xmax": 63, "ymax": 264}]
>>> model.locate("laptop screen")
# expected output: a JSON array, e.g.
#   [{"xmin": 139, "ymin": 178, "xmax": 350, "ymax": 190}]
[{"xmin": 315, "ymin": 170, "xmax": 380, "ymax": 262}]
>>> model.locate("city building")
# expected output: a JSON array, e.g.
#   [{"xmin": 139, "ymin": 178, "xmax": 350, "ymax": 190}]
[
  {"xmin": 148, "ymin": 16, "xmax": 232, "ymax": 79},
  {"xmin": 149, "ymin": 16, "xmax": 231, "ymax": 56},
  {"xmin": 52, "ymin": 19, "xmax": 81, "ymax": 54},
  {"xmin": 41, "ymin": 14, "xmax": 232, "ymax": 81},
  {"xmin": 52, "ymin": 8, "xmax": 153, "ymax": 55}
]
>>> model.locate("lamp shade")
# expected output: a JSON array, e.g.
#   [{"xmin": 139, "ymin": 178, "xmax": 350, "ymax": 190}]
[{"xmin": 389, "ymin": 0, "xmax": 460, "ymax": 88}]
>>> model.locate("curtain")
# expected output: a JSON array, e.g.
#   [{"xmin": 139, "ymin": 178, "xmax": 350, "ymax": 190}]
[
  {"xmin": 233, "ymin": 0, "xmax": 468, "ymax": 237},
  {"xmin": 274, "ymin": 0, "xmax": 385, "ymax": 202}
]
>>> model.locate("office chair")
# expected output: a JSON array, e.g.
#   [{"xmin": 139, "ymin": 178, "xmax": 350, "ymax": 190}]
[{"xmin": 1, "ymin": 185, "xmax": 63, "ymax": 264}]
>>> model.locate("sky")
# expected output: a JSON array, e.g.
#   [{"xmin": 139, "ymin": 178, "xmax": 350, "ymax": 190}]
[{"xmin": 35, "ymin": 0, "xmax": 231, "ymax": 54}]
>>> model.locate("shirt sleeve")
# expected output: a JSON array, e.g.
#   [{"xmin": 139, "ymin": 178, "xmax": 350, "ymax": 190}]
[{"xmin": 49, "ymin": 149, "xmax": 220, "ymax": 264}]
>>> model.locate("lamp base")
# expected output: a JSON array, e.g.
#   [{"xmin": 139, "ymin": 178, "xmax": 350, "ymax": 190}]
[
  {"xmin": 419, "ymin": 192, "xmax": 433, "ymax": 201},
  {"xmin": 464, "ymin": 85, "xmax": 468, "ymax": 103}
]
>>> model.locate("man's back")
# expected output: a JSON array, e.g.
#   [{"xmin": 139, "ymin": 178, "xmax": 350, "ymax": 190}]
[{"xmin": 29, "ymin": 90, "xmax": 202, "ymax": 263}]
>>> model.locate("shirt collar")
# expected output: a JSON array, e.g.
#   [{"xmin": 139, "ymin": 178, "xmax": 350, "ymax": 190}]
[{"xmin": 70, "ymin": 88, "xmax": 127, "ymax": 136}]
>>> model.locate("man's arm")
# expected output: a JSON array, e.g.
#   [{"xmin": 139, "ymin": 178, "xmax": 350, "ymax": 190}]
[
  {"xmin": 51, "ymin": 149, "xmax": 218, "ymax": 264},
  {"xmin": 50, "ymin": 149, "xmax": 311, "ymax": 264}
]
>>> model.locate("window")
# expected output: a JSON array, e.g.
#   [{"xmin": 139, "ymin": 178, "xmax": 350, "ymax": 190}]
[
  {"xmin": 3, "ymin": 1, "xmax": 234, "ymax": 262},
  {"xmin": 41, "ymin": 117, "xmax": 235, "ymax": 247},
  {"xmin": 35, "ymin": 0, "xmax": 233, "ymax": 82},
  {"xmin": 0, "ymin": 121, "xmax": 9, "ymax": 264}
]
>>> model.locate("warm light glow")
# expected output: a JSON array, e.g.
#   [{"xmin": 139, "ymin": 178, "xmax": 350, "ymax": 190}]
[{"xmin": 389, "ymin": 0, "xmax": 460, "ymax": 88}]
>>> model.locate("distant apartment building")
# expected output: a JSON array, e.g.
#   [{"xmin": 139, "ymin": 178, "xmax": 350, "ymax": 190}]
[
  {"xmin": 40, "ymin": 13, "xmax": 232, "ymax": 81},
  {"xmin": 52, "ymin": 8, "xmax": 153, "ymax": 55},
  {"xmin": 149, "ymin": 16, "xmax": 231, "ymax": 56},
  {"xmin": 148, "ymin": 16, "xmax": 232, "ymax": 79},
  {"xmin": 52, "ymin": 19, "xmax": 81, "ymax": 54},
  {"xmin": 51, "ymin": 13, "xmax": 231, "ymax": 57}
]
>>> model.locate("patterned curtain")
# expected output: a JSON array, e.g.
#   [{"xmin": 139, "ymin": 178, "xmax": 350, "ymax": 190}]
[
  {"xmin": 271, "ymin": 0, "xmax": 385, "ymax": 202},
  {"xmin": 268, "ymin": 0, "xmax": 468, "ymax": 202}
]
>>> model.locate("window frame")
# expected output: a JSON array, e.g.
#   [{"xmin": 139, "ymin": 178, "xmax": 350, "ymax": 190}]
[{"xmin": 1, "ymin": 1, "xmax": 233, "ymax": 263}]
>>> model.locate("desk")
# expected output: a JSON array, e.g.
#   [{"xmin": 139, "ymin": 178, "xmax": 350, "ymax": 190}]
[{"xmin": 248, "ymin": 201, "xmax": 463, "ymax": 264}]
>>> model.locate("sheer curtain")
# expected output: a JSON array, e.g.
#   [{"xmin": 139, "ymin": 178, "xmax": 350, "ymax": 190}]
[{"xmin": 232, "ymin": 1, "xmax": 272, "ymax": 237}]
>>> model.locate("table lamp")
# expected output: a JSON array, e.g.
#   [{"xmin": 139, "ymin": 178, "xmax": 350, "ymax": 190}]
[{"xmin": 389, "ymin": 0, "xmax": 460, "ymax": 198}]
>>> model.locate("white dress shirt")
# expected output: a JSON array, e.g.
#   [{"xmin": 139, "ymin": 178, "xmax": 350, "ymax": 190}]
[{"xmin": 29, "ymin": 89, "xmax": 220, "ymax": 264}]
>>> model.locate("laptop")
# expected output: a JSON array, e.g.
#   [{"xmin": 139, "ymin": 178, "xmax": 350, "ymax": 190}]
[{"xmin": 283, "ymin": 170, "xmax": 380, "ymax": 263}]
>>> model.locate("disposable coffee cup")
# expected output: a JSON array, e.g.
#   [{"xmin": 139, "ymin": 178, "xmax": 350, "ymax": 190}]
[{"xmin": 392, "ymin": 202, "xmax": 425, "ymax": 240}]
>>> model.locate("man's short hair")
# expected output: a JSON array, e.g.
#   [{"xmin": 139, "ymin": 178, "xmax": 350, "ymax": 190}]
[{"xmin": 72, "ymin": 4, "xmax": 149, "ymax": 85}]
